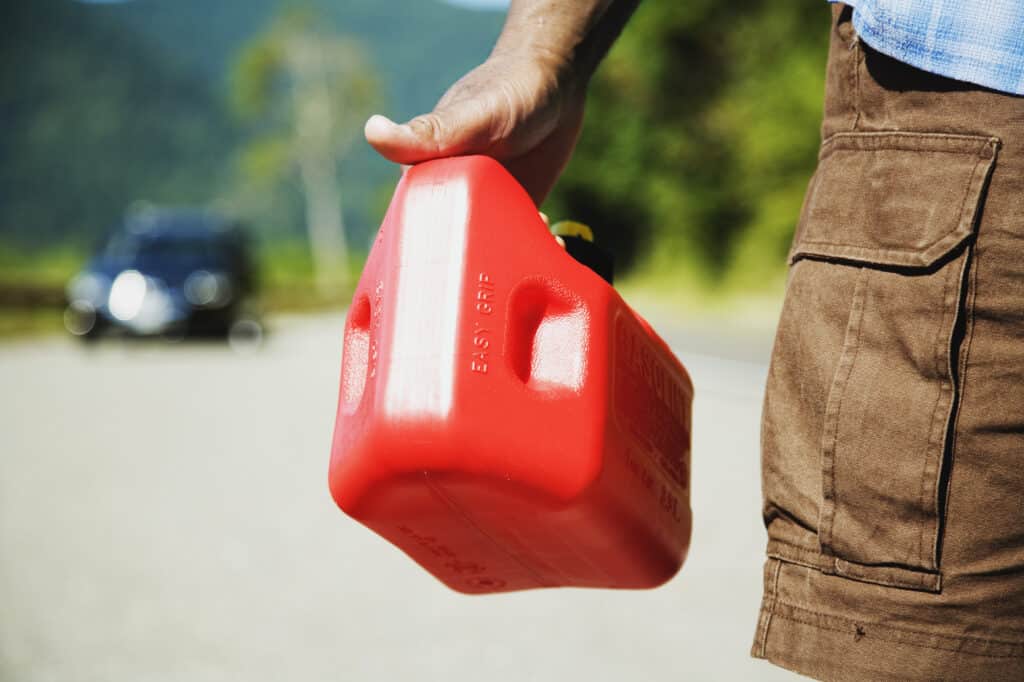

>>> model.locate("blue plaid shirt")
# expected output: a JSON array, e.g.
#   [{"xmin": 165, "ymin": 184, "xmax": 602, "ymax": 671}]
[{"xmin": 835, "ymin": 1, "xmax": 1024, "ymax": 95}]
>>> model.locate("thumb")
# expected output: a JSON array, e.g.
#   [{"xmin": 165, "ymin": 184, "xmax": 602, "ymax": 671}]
[{"xmin": 365, "ymin": 104, "xmax": 492, "ymax": 166}]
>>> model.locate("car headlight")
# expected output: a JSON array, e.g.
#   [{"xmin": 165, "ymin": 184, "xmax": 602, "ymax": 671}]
[
  {"xmin": 108, "ymin": 270, "xmax": 149, "ymax": 321},
  {"xmin": 108, "ymin": 269, "xmax": 175, "ymax": 333},
  {"xmin": 184, "ymin": 270, "xmax": 233, "ymax": 308}
]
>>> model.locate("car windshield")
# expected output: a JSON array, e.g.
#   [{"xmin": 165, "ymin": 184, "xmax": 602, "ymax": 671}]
[{"xmin": 104, "ymin": 231, "xmax": 220, "ymax": 262}]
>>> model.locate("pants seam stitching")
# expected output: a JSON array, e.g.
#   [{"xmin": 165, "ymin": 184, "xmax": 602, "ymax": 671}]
[
  {"xmin": 757, "ymin": 559, "xmax": 783, "ymax": 657},
  {"xmin": 770, "ymin": 598, "xmax": 1024, "ymax": 658}
]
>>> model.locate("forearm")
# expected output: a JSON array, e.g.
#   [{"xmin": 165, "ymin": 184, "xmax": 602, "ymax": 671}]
[{"xmin": 492, "ymin": 0, "xmax": 641, "ymax": 82}]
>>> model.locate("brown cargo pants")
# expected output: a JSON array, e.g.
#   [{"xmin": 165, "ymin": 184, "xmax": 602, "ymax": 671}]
[{"xmin": 751, "ymin": 5, "xmax": 1024, "ymax": 680}]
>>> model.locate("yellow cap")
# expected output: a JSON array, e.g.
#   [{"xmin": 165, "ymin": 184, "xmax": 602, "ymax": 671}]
[{"xmin": 550, "ymin": 220, "xmax": 594, "ymax": 243}]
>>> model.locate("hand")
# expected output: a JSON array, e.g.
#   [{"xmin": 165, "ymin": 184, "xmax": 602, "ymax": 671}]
[{"xmin": 364, "ymin": 53, "xmax": 586, "ymax": 206}]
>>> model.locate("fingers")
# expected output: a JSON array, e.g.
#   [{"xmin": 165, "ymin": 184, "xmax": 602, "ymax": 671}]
[
  {"xmin": 364, "ymin": 63, "xmax": 583, "ymax": 206},
  {"xmin": 364, "ymin": 114, "xmax": 435, "ymax": 165},
  {"xmin": 365, "ymin": 102, "xmax": 490, "ymax": 166},
  {"xmin": 365, "ymin": 113, "xmax": 570, "ymax": 205}
]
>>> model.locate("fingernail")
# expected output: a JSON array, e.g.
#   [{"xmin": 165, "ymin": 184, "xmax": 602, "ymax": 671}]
[{"xmin": 365, "ymin": 114, "xmax": 398, "ymax": 137}]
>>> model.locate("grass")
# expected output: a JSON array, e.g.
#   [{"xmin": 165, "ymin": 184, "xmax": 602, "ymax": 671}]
[
  {"xmin": 257, "ymin": 241, "xmax": 365, "ymax": 312},
  {"xmin": 0, "ymin": 240, "xmax": 366, "ymax": 339},
  {"xmin": 0, "ymin": 308, "xmax": 65, "ymax": 338},
  {"xmin": 618, "ymin": 255, "xmax": 786, "ymax": 336},
  {"xmin": 0, "ymin": 245, "xmax": 84, "ymax": 338},
  {"xmin": 0, "ymin": 245, "xmax": 86, "ymax": 288}
]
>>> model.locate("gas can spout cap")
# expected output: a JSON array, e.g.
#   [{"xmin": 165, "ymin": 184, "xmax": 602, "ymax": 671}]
[
  {"xmin": 550, "ymin": 220, "xmax": 595, "ymax": 243},
  {"xmin": 545, "ymin": 218, "xmax": 613, "ymax": 284}
]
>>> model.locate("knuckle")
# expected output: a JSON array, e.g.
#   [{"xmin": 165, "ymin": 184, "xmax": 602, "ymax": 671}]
[{"xmin": 408, "ymin": 114, "xmax": 446, "ymax": 152}]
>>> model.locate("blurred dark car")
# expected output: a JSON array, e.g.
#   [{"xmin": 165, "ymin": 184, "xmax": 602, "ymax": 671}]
[{"xmin": 65, "ymin": 208, "xmax": 260, "ymax": 340}]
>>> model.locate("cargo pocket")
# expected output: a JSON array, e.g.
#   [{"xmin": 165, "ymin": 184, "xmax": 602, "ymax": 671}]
[{"xmin": 763, "ymin": 132, "xmax": 998, "ymax": 593}]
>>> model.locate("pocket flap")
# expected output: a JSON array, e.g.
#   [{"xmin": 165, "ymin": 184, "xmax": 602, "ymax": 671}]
[{"xmin": 791, "ymin": 132, "xmax": 999, "ymax": 268}]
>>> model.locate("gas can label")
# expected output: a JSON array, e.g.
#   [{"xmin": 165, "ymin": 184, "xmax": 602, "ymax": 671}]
[
  {"xmin": 612, "ymin": 313, "xmax": 691, "ymax": 491},
  {"xmin": 470, "ymin": 272, "xmax": 495, "ymax": 374}
]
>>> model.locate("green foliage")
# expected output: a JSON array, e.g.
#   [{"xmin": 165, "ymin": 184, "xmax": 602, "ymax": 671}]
[
  {"xmin": 0, "ymin": 0, "xmax": 502, "ymax": 258},
  {"xmin": 228, "ymin": 11, "xmax": 384, "ymax": 293},
  {"xmin": 0, "ymin": 244, "xmax": 85, "ymax": 288},
  {"xmin": 231, "ymin": 36, "xmax": 287, "ymax": 121},
  {"xmin": 0, "ymin": 308, "xmax": 65, "ymax": 339},
  {"xmin": 258, "ymin": 241, "xmax": 366, "ymax": 310},
  {"xmin": 1, "ymin": 0, "xmax": 832, "ymax": 311},
  {"xmin": 229, "ymin": 11, "xmax": 381, "ymax": 178},
  {"xmin": 0, "ymin": 245, "xmax": 85, "ymax": 337},
  {"xmin": 238, "ymin": 137, "xmax": 295, "ymax": 188},
  {"xmin": 546, "ymin": 0, "xmax": 831, "ymax": 291}
]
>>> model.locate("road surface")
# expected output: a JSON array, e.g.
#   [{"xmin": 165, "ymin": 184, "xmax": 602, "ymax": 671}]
[{"xmin": 0, "ymin": 311, "xmax": 800, "ymax": 681}]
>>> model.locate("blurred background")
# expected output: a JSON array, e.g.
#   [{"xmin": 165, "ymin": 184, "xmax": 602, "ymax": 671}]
[{"xmin": 1, "ymin": 0, "xmax": 829, "ymax": 679}]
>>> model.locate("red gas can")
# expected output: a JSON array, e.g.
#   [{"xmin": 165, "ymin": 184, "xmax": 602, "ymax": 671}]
[{"xmin": 329, "ymin": 155, "xmax": 693, "ymax": 593}]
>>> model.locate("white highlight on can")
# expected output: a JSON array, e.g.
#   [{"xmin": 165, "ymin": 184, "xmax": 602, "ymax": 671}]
[{"xmin": 384, "ymin": 177, "xmax": 469, "ymax": 420}]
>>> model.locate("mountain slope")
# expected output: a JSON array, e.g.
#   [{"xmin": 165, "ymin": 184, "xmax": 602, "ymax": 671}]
[
  {"xmin": 92, "ymin": 0, "xmax": 505, "ymax": 123},
  {"xmin": 0, "ymin": 0, "xmax": 238, "ymax": 249}
]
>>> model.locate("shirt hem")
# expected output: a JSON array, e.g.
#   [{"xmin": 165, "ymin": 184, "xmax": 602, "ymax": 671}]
[{"xmin": 829, "ymin": 0, "xmax": 1024, "ymax": 97}]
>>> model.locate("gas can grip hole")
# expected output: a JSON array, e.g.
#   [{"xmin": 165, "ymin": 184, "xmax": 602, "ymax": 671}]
[
  {"xmin": 341, "ymin": 294, "xmax": 373, "ymax": 411},
  {"xmin": 505, "ymin": 280, "xmax": 588, "ymax": 393}
]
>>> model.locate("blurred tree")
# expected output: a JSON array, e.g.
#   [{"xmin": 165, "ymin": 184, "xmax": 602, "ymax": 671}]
[
  {"xmin": 545, "ymin": 0, "xmax": 830, "ymax": 290},
  {"xmin": 103, "ymin": 0, "xmax": 503, "ymax": 250},
  {"xmin": 231, "ymin": 11, "xmax": 379, "ymax": 294}
]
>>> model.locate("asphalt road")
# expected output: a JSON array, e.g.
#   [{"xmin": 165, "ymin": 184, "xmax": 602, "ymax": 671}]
[{"xmin": 0, "ymin": 311, "xmax": 801, "ymax": 681}]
